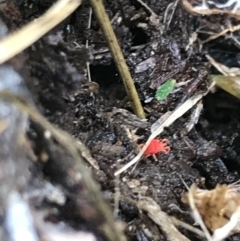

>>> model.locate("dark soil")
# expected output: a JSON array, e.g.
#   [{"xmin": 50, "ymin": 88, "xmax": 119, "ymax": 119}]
[{"xmin": 1, "ymin": 0, "xmax": 240, "ymax": 241}]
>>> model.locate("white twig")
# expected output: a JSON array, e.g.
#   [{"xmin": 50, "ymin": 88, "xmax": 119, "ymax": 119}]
[
  {"xmin": 114, "ymin": 83, "xmax": 215, "ymax": 176},
  {"xmin": 114, "ymin": 94, "xmax": 202, "ymax": 176},
  {"xmin": 86, "ymin": 7, "xmax": 93, "ymax": 83}
]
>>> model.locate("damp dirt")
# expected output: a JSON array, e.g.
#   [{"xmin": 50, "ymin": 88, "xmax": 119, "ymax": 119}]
[{"xmin": 1, "ymin": 0, "xmax": 240, "ymax": 241}]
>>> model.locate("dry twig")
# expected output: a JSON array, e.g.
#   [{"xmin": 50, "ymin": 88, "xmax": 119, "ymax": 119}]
[
  {"xmin": 171, "ymin": 216, "xmax": 205, "ymax": 238},
  {"xmin": 89, "ymin": 0, "xmax": 146, "ymax": 119},
  {"xmin": 86, "ymin": 7, "xmax": 93, "ymax": 83},
  {"xmin": 182, "ymin": 0, "xmax": 240, "ymax": 44},
  {"xmin": 202, "ymin": 24, "xmax": 240, "ymax": 44},
  {"xmin": 122, "ymin": 196, "xmax": 191, "ymax": 241},
  {"xmin": 163, "ymin": 0, "xmax": 180, "ymax": 30},
  {"xmin": 187, "ymin": 185, "xmax": 213, "ymax": 241},
  {"xmin": 0, "ymin": 0, "xmax": 82, "ymax": 64}
]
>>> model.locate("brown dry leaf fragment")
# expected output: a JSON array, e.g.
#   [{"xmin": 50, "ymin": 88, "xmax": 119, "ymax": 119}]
[{"xmin": 182, "ymin": 184, "xmax": 240, "ymax": 240}]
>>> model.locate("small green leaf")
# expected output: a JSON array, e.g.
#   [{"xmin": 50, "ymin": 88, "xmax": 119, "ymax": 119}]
[{"xmin": 155, "ymin": 79, "xmax": 176, "ymax": 101}]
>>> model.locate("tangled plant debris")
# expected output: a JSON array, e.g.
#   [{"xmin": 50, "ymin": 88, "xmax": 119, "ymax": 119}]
[
  {"xmin": 1, "ymin": 0, "xmax": 240, "ymax": 241},
  {"xmin": 182, "ymin": 183, "xmax": 240, "ymax": 240}
]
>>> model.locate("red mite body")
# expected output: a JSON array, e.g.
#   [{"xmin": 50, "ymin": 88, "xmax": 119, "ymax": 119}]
[{"xmin": 141, "ymin": 138, "xmax": 170, "ymax": 161}]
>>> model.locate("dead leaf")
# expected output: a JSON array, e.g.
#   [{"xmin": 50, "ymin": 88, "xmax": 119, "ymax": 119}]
[{"xmin": 182, "ymin": 184, "xmax": 240, "ymax": 240}]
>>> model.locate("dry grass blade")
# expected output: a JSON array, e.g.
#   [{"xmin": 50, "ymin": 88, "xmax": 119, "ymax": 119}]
[
  {"xmin": 182, "ymin": 0, "xmax": 240, "ymax": 20},
  {"xmin": 89, "ymin": 0, "xmax": 146, "ymax": 119},
  {"xmin": 0, "ymin": 0, "xmax": 82, "ymax": 65},
  {"xmin": 114, "ymin": 84, "xmax": 215, "ymax": 176},
  {"xmin": 206, "ymin": 55, "xmax": 240, "ymax": 76},
  {"xmin": 114, "ymin": 94, "xmax": 201, "ymax": 176},
  {"xmin": 187, "ymin": 185, "xmax": 213, "ymax": 241},
  {"xmin": 181, "ymin": 0, "xmax": 240, "ymax": 44},
  {"xmin": 171, "ymin": 216, "xmax": 205, "ymax": 238},
  {"xmin": 135, "ymin": 197, "xmax": 191, "ymax": 241},
  {"xmin": 202, "ymin": 24, "xmax": 240, "ymax": 44},
  {"xmin": 0, "ymin": 91, "xmax": 126, "ymax": 241}
]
